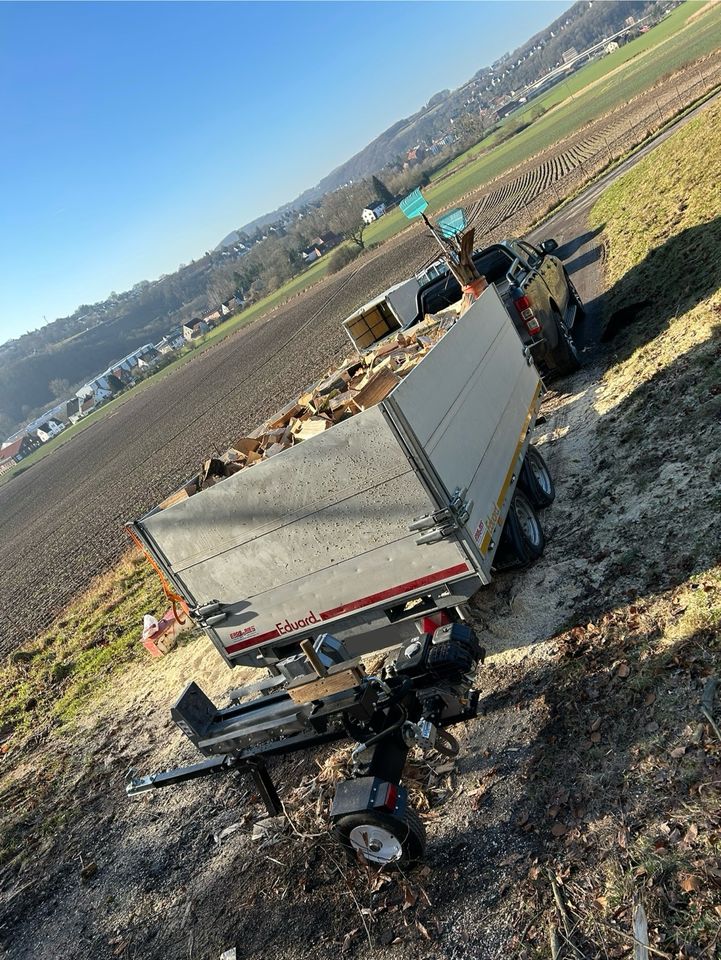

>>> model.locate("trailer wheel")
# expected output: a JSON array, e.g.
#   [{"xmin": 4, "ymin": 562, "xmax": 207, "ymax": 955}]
[
  {"xmin": 335, "ymin": 807, "xmax": 426, "ymax": 867},
  {"xmin": 519, "ymin": 445, "xmax": 555, "ymax": 509},
  {"xmin": 497, "ymin": 489, "xmax": 545, "ymax": 569}
]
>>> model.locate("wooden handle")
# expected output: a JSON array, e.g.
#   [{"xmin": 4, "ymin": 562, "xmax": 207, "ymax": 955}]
[{"xmin": 300, "ymin": 638, "xmax": 328, "ymax": 677}]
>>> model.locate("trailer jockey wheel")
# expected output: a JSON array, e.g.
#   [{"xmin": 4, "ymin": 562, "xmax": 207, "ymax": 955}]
[{"xmin": 335, "ymin": 808, "xmax": 426, "ymax": 867}]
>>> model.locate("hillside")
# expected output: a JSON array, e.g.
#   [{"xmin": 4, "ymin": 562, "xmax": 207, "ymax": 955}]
[
  {"xmin": 242, "ymin": 0, "xmax": 657, "ymax": 220},
  {"xmin": 0, "ymin": 0, "xmax": 671, "ymax": 437}
]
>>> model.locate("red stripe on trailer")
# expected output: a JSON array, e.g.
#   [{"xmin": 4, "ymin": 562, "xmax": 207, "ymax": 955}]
[
  {"xmin": 319, "ymin": 563, "xmax": 471, "ymax": 621},
  {"xmin": 226, "ymin": 627, "xmax": 280, "ymax": 653}
]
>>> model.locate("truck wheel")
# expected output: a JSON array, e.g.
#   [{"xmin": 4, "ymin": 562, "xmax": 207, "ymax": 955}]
[
  {"xmin": 497, "ymin": 489, "xmax": 545, "ymax": 568},
  {"xmin": 551, "ymin": 312, "xmax": 581, "ymax": 374},
  {"xmin": 564, "ymin": 270, "xmax": 585, "ymax": 320},
  {"xmin": 335, "ymin": 807, "xmax": 426, "ymax": 867},
  {"xmin": 519, "ymin": 445, "xmax": 555, "ymax": 508}
]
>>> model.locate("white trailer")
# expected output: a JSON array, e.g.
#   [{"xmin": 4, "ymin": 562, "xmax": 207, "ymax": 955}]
[
  {"xmin": 133, "ymin": 287, "xmax": 543, "ymax": 669},
  {"xmin": 127, "ymin": 287, "xmax": 552, "ymax": 866}
]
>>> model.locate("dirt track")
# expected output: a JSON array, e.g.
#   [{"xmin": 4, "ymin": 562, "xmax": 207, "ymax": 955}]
[{"xmin": 0, "ymin": 59, "xmax": 718, "ymax": 655}]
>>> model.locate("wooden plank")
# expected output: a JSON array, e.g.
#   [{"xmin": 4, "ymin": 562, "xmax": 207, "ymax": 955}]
[
  {"xmin": 329, "ymin": 389, "xmax": 359, "ymax": 413},
  {"xmin": 287, "ymin": 666, "xmax": 365, "ymax": 704},
  {"xmin": 158, "ymin": 481, "xmax": 197, "ymax": 510},
  {"xmin": 266, "ymin": 402, "xmax": 304, "ymax": 430}
]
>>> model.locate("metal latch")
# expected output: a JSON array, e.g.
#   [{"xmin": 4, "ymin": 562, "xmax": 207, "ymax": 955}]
[
  {"xmin": 409, "ymin": 487, "xmax": 473, "ymax": 545},
  {"xmin": 194, "ymin": 600, "xmax": 229, "ymax": 627}
]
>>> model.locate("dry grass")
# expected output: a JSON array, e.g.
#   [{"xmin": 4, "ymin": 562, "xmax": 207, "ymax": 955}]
[{"xmin": 509, "ymin": 99, "xmax": 721, "ymax": 959}]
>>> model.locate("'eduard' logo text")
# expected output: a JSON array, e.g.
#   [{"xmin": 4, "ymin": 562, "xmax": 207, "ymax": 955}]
[{"xmin": 276, "ymin": 611, "xmax": 320, "ymax": 634}]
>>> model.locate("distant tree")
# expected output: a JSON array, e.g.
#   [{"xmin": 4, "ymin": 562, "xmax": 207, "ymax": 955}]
[
  {"xmin": 348, "ymin": 220, "xmax": 367, "ymax": 251},
  {"xmin": 371, "ymin": 175, "xmax": 394, "ymax": 205},
  {"xmin": 49, "ymin": 377, "xmax": 70, "ymax": 400}
]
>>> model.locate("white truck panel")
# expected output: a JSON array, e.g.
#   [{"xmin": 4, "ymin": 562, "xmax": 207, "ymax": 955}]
[{"xmin": 140, "ymin": 406, "xmax": 472, "ymax": 665}]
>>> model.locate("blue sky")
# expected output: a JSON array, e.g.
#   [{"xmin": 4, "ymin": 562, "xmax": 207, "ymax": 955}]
[{"xmin": 0, "ymin": 1, "xmax": 570, "ymax": 342}]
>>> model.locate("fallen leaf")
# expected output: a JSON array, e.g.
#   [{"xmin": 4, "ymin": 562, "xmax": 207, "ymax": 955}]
[
  {"xmin": 644, "ymin": 691, "xmax": 656, "ymax": 706},
  {"xmin": 590, "ymin": 717, "xmax": 602, "ymax": 733},
  {"xmin": 680, "ymin": 874, "xmax": 702, "ymax": 893},
  {"xmin": 669, "ymin": 746, "xmax": 686, "ymax": 759},
  {"xmin": 590, "ymin": 731, "xmax": 602, "ymax": 744},
  {"xmin": 551, "ymin": 822, "xmax": 568, "ymax": 837},
  {"xmin": 416, "ymin": 921, "xmax": 432, "ymax": 941},
  {"xmin": 402, "ymin": 889, "xmax": 417, "ymax": 911},
  {"xmin": 616, "ymin": 662, "xmax": 631, "ymax": 679}
]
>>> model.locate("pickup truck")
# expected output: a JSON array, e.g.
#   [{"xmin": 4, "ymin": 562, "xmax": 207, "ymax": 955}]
[{"xmin": 343, "ymin": 237, "xmax": 583, "ymax": 376}]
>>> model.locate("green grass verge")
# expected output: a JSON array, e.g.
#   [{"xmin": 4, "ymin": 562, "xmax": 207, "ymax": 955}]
[
  {"xmin": 0, "ymin": 552, "xmax": 165, "ymax": 734},
  {"xmin": 359, "ymin": 2, "xmax": 721, "ymax": 245}
]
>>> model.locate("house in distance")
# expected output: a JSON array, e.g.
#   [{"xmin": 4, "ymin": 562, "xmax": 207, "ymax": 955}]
[
  {"xmin": 362, "ymin": 201, "xmax": 387, "ymax": 224},
  {"xmin": 182, "ymin": 317, "xmax": 209, "ymax": 341}
]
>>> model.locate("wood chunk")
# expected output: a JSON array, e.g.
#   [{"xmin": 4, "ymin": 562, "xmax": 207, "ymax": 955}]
[
  {"xmin": 233, "ymin": 437, "xmax": 261, "ymax": 457},
  {"xmin": 158, "ymin": 481, "xmax": 197, "ymax": 510},
  {"xmin": 373, "ymin": 338, "xmax": 404, "ymax": 360},
  {"xmin": 329, "ymin": 390, "xmax": 359, "ymax": 413},
  {"xmin": 266, "ymin": 402, "xmax": 304, "ymax": 430},
  {"xmin": 297, "ymin": 390, "xmax": 315, "ymax": 407},
  {"xmin": 317, "ymin": 371, "xmax": 350, "ymax": 396},
  {"xmin": 291, "ymin": 417, "xmax": 329, "ymax": 440},
  {"xmin": 287, "ymin": 665, "xmax": 366, "ymax": 704},
  {"xmin": 354, "ymin": 368, "xmax": 401, "ymax": 409},
  {"xmin": 261, "ymin": 427, "xmax": 288, "ymax": 447}
]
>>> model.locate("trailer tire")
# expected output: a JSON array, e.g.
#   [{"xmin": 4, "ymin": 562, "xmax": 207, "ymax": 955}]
[
  {"xmin": 497, "ymin": 489, "xmax": 545, "ymax": 569},
  {"xmin": 335, "ymin": 806, "xmax": 426, "ymax": 867},
  {"xmin": 519, "ymin": 445, "xmax": 555, "ymax": 509}
]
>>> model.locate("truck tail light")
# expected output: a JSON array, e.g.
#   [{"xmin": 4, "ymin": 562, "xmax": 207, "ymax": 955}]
[{"xmin": 514, "ymin": 294, "xmax": 541, "ymax": 336}]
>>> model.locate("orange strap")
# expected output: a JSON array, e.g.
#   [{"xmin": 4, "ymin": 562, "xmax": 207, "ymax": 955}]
[
  {"xmin": 462, "ymin": 276, "xmax": 488, "ymax": 298},
  {"xmin": 127, "ymin": 526, "xmax": 188, "ymax": 624}
]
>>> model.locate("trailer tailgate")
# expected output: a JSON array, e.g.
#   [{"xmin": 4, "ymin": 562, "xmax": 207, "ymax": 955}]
[{"xmin": 137, "ymin": 406, "xmax": 473, "ymax": 663}]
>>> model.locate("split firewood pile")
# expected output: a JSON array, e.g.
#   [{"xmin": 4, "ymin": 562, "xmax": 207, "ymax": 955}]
[{"xmin": 158, "ymin": 309, "xmax": 459, "ymax": 510}]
